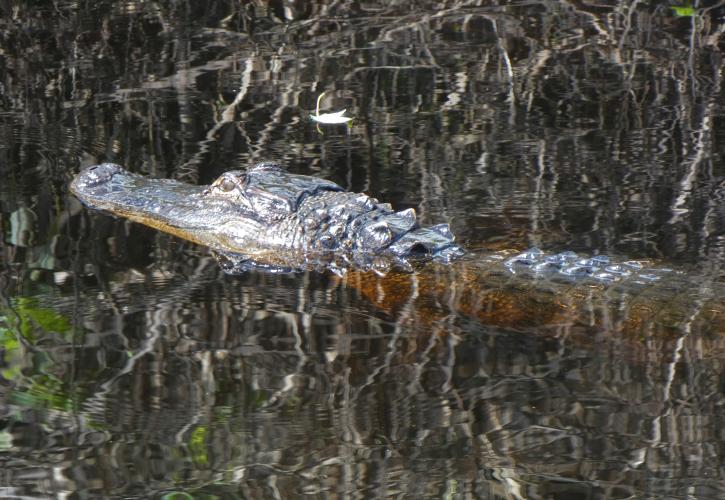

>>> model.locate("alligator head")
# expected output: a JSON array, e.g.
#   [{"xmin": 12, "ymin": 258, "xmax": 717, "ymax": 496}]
[{"xmin": 71, "ymin": 162, "xmax": 464, "ymax": 272}]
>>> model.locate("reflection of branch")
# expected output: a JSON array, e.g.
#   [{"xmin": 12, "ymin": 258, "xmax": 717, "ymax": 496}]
[
  {"xmin": 646, "ymin": 259, "xmax": 720, "ymax": 471},
  {"xmin": 561, "ymin": 0, "xmax": 612, "ymax": 40},
  {"xmin": 696, "ymin": 0, "xmax": 725, "ymax": 48},
  {"xmin": 260, "ymin": 311, "xmax": 308, "ymax": 409},
  {"xmin": 176, "ymin": 56, "xmax": 256, "ymax": 181},
  {"xmin": 669, "ymin": 101, "xmax": 714, "ymax": 224},
  {"xmin": 344, "ymin": 65, "xmax": 436, "ymax": 80},
  {"xmin": 617, "ymin": 0, "xmax": 643, "ymax": 54},
  {"xmin": 248, "ymin": 70, "xmax": 299, "ymax": 164},
  {"xmin": 80, "ymin": 261, "xmax": 217, "ymax": 423},
  {"xmin": 494, "ymin": 19, "xmax": 515, "ymax": 123},
  {"xmin": 100, "ymin": 326, "xmax": 162, "ymax": 392},
  {"xmin": 349, "ymin": 273, "xmax": 420, "ymax": 400}
]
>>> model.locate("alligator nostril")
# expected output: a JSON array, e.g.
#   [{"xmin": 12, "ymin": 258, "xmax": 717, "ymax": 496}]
[{"xmin": 79, "ymin": 163, "xmax": 124, "ymax": 188}]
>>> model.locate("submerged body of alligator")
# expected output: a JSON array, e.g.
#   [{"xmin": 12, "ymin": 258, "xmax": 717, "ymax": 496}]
[{"xmin": 71, "ymin": 162, "xmax": 725, "ymax": 338}]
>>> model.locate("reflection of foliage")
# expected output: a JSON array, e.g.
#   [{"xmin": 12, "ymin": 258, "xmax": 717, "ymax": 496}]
[
  {"xmin": 189, "ymin": 425, "xmax": 209, "ymax": 467},
  {"xmin": 8, "ymin": 374, "xmax": 84, "ymax": 413},
  {"xmin": 672, "ymin": 5, "xmax": 695, "ymax": 17},
  {"xmin": 12, "ymin": 297, "xmax": 71, "ymax": 337},
  {"xmin": 161, "ymin": 493, "xmax": 195, "ymax": 500},
  {"xmin": 0, "ymin": 297, "xmax": 82, "ymax": 411},
  {"xmin": 1, "ymin": 297, "xmax": 70, "ymax": 379}
]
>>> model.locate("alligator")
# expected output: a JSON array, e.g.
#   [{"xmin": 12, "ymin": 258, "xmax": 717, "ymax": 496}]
[{"xmin": 71, "ymin": 162, "xmax": 725, "ymax": 340}]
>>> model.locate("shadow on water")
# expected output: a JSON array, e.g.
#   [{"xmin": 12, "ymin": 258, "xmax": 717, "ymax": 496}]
[{"xmin": 2, "ymin": 1, "xmax": 725, "ymax": 498}]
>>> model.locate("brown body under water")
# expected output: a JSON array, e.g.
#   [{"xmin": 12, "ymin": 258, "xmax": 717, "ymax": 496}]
[{"xmin": 337, "ymin": 253, "xmax": 724, "ymax": 363}]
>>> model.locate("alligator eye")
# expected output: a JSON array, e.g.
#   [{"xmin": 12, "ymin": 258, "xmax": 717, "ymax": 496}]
[{"xmin": 219, "ymin": 178, "xmax": 236, "ymax": 192}]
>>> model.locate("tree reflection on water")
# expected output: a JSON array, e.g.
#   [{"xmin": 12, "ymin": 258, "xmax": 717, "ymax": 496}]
[{"xmin": 1, "ymin": 1, "xmax": 725, "ymax": 498}]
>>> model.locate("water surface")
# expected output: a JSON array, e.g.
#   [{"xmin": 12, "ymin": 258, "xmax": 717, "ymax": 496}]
[{"xmin": 1, "ymin": 1, "xmax": 725, "ymax": 498}]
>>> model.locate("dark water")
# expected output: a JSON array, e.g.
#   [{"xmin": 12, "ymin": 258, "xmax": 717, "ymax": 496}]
[{"xmin": 2, "ymin": 1, "xmax": 725, "ymax": 498}]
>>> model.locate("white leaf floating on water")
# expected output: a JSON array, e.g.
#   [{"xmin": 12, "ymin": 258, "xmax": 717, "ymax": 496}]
[
  {"xmin": 310, "ymin": 92, "xmax": 353, "ymax": 124},
  {"xmin": 310, "ymin": 109, "xmax": 353, "ymax": 124}
]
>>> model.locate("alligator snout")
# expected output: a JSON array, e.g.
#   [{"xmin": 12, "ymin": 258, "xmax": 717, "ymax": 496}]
[{"xmin": 70, "ymin": 163, "xmax": 137, "ymax": 203}]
